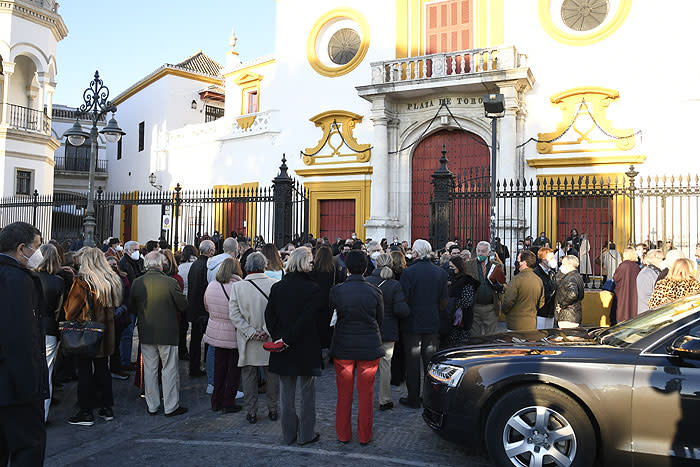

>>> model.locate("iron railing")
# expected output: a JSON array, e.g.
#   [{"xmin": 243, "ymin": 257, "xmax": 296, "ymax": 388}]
[
  {"xmin": 6, "ymin": 103, "xmax": 51, "ymax": 134},
  {"xmin": 51, "ymin": 107, "xmax": 106, "ymax": 122},
  {"xmin": 0, "ymin": 158, "xmax": 309, "ymax": 250},
  {"xmin": 431, "ymin": 164, "xmax": 700, "ymax": 288},
  {"xmin": 54, "ymin": 156, "xmax": 108, "ymax": 173}
]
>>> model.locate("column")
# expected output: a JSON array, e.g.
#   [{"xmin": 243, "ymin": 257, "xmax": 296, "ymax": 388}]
[
  {"xmin": 45, "ymin": 83, "xmax": 55, "ymax": 119},
  {"xmin": 364, "ymin": 96, "xmax": 401, "ymax": 241},
  {"xmin": 1, "ymin": 61, "xmax": 15, "ymax": 127}
]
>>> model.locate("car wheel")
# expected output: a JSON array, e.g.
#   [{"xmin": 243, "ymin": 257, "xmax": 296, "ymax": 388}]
[{"xmin": 485, "ymin": 384, "xmax": 596, "ymax": 467}]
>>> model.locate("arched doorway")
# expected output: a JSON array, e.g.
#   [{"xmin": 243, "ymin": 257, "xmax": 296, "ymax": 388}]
[{"xmin": 411, "ymin": 129, "xmax": 489, "ymax": 243}]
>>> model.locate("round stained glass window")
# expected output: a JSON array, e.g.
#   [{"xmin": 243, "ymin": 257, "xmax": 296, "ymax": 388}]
[
  {"xmin": 327, "ymin": 28, "xmax": 361, "ymax": 65},
  {"xmin": 561, "ymin": 0, "xmax": 609, "ymax": 31}
]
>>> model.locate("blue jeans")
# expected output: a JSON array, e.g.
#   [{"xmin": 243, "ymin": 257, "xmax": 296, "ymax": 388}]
[
  {"xmin": 120, "ymin": 314, "xmax": 136, "ymax": 366},
  {"xmin": 206, "ymin": 345, "xmax": 215, "ymax": 387}
]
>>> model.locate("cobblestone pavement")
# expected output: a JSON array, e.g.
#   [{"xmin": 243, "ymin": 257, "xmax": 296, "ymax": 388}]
[{"xmin": 45, "ymin": 356, "xmax": 493, "ymax": 467}]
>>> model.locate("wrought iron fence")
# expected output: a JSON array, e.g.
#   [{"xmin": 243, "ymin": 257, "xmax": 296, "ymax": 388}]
[
  {"xmin": 0, "ymin": 158, "xmax": 309, "ymax": 250},
  {"xmin": 54, "ymin": 156, "xmax": 108, "ymax": 173},
  {"xmin": 7, "ymin": 103, "xmax": 51, "ymax": 134},
  {"xmin": 432, "ymin": 164, "xmax": 700, "ymax": 287}
]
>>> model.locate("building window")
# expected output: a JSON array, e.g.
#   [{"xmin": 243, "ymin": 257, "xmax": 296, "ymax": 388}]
[
  {"xmin": 65, "ymin": 141, "xmax": 92, "ymax": 171},
  {"xmin": 138, "ymin": 121, "xmax": 145, "ymax": 152},
  {"xmin": 16, "ymin": 170, "xmax": 31, "ymax": 196},
  {"xmin": 561, "ymin": 0, "xmax": 609, "ymax": 31},
  {"xmin": 246, "ymin": 90, "xmax": 259, "ymax": 114},
  {"xmin": 328, "ymin": 28, "xmax": 361, "ymax": 65},
  {"xmin": 205, "ymin": 105, "xmax": 225, "ymax": 123},
  {"xmin": 425, "ymin": 0, "xmax": 473, "ymax": 54},
  {"xmin": 117, "ymin": 138, "xmax": 122, "ymax": 160}
]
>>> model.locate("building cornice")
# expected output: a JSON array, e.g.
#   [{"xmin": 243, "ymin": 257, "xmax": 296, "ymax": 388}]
[
  {"xmin": 0, "ymin": 1, "xmax": 68, "ymax": 41},
  {"xmin": 223, "ymin": 56, "xmax": 275, "ymax": 78},
  {"xmin": 0, "ymin": 127, "xmax": 60, "ymax": 150},
  {"xmin": 113, "ymin": 66, "xmax": 223, "ymax": 106},
  {"xmin": 0, "ymin": 149, "xmax": 56, "ymax": 166}
]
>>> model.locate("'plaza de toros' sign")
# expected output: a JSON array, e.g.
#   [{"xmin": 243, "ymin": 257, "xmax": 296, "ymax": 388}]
[{"xmin": 405, "ymin": 96, "xmax": 484, "ymax": 111}]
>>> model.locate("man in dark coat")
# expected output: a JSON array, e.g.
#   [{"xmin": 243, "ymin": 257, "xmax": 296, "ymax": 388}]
[
  {"xmin": 554, "ymin": 255, "xmax": 585, "ymax": 327},
  {"xmin": 265, "ymin": 247, "xmax": 326, "ymax": 445},
  {"xmin": 130, "ymin": 252, "xmax": 189, "ymax": 416},
  {"xmin": 238, "ymin": 237, "xmax": 254, "ymax": 274},
  {"xmin": 502, "ymin": 249, "xmax": 545, "ymax": 331},
  {"xmin": 119, "ymin": 240, "xmax": 144, "ymax": 286},
  {"xmin": 533, "ymin": 247, "xmax": 557, "ymax": 329},
  {"xmin": 0, "ymin": 222, "xmax": 48, "ymax": 466},
  {"xmin": 187, "ymin": 239, "xmax": 215, "ymax": 377},
  {"xmin": 334, "ymin": 242, "xmax": 350, "ymax": 284},
  {"xmin": 399, "ymin": 239, "xmax": 448, "ymax": 408}
]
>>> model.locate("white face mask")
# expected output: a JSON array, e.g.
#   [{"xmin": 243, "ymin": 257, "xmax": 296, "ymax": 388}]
[
  {"xmin": 548, "ymin": 259, "xmax": 558, "ymax": 269},
  {"xmin": 24, "ymin": 246, "xmax": 43, "ymax": 269},
  {"xmin": 130, "ymin": 250, "xmax": 140, "ymax": 261},
  {"xmin": 115, "ymin": 245, "xmax": 123, "ymax": 252},
  {"xmin": 371, "ymin": 251, "xmax": 380, "ymax": 260},
  {"xmin": 405, "ymin": 253, "xmax": 413, "ymax": 259}
]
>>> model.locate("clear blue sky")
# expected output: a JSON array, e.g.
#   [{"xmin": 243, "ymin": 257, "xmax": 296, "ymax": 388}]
[{"xmin": 52, "ymin": 1, "xmax": 276, "ymax": 106}]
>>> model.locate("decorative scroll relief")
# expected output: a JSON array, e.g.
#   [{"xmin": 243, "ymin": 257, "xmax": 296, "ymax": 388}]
[
  {"xmin": 537, "ymin": 87, "xmax": 636, "ymax": 155},
  {"xmin": 302, "ymin": 110, "xmax": 371, "ymax": 166}
]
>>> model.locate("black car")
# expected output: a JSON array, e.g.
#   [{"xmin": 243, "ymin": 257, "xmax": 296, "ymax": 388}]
[{"xmin": 423, "ymin": 295, "xmax": 700, "ymax": 466}]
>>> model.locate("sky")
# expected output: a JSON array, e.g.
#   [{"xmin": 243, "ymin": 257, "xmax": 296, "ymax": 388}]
[{"xmin": 52, "ymin": 0, "xmax": 276, "ymax": 106}]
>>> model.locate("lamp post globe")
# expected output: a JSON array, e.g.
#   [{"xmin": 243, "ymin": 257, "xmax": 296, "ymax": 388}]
[
  {"xmin": 63, "ymin": 119, "xmax": 88, "ymax": 146},
  {"xmin": 100, "ymin": 114, "xmax": 125, "ymax": 143}
]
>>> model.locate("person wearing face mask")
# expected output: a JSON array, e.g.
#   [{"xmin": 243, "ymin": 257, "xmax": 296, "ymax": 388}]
[
  {"xmin": 533, "ymin": 248, "xmax": 557, "ymax": 329},
  {"xmin": 105, "ymin": 237, "xmax": 123, "ymax": 260},
  {"xmin": 465, "ymin": 241, "xmax": 503, "ymax": 336},
  {"xmin": 554, "ymin": 256, "xmax": 585, "ymax": 328},
  {"xmin": 533, "ymin": 232, "xmax": 551, "ymax": 249},
  {"xmin": 364, "ymin": 241, "xmax": 382, "ymax": 277},
  {"xmin": 118, "ymin": 241, "xmax": 144, "ymax": 370},
  {"xmin": 0, "ymin": 222, "xmax": 48, "ymax": 465}
]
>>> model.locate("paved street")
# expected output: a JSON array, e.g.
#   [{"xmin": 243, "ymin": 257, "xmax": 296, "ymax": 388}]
[{"xmin": 45, "ymin": 356, "xmax": 492, "ymax": 467}]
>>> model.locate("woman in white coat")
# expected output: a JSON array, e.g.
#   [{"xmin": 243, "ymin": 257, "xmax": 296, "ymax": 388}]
[{"xmin": 228, "ymin": 252, "xmax": 280, "ymax": 424}]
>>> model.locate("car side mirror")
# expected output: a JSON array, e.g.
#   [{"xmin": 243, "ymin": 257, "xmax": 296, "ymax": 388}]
[{"xmin": 668, "ymin": 335, "xmax": 700, "ymax": 360}]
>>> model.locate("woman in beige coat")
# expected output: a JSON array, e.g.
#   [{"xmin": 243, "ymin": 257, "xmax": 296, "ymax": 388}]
[{"xmin": 228, "ymin": 252, "xmax": 280, "ymax": 424}]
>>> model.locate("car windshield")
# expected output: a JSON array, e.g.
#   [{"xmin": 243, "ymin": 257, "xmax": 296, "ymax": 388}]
[{"xmin": 596, "ymin": 295, "xmax": 700, "ymax": 347}]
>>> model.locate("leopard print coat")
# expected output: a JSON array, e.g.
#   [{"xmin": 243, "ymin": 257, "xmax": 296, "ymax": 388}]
[{"xmin": 647, "ymin": 278, "xmax": 700, "ymax": 309}]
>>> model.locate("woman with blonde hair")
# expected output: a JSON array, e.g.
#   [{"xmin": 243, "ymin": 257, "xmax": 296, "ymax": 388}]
[
  {"xmin": 648, "ymin": 258, "xmax": 700, "ymax": 308},
  {"xmin": 365, "ymin": 253, "xmax": 409, "ymax": 411},
  {"xmin": 64, "ymin": 247, "xmax": 122, "ymax": 426},
  {"xmin": 204, "ymin": 258, "xmax": 242, "ymax": 412}
]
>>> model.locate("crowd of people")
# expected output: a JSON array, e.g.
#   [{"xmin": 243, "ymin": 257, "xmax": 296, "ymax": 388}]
[{"xmin": 2, "ymin": 220, "xmax": 700, "ymax": 465}]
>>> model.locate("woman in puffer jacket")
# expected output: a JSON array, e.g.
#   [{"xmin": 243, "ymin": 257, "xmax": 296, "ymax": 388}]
[
  {"xmin": 554, "ymin": 255, "xmax": 585, "ymax": 328},
  {"xmin": 204, "ymin": 258, "xmax": 242, "ymax": 412}
]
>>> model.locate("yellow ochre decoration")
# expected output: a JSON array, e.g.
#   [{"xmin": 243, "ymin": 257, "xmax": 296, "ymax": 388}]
[{"xmin": 303, "ymin": 110, "xmax": 371, "ymax": 166}]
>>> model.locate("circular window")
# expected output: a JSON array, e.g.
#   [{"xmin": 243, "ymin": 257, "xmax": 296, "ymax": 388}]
[
  {"xmin": 328, "ymin": 28, "xmax": 361, "ymax": 65},
  {"xmin": 307, "ymin": 8, "xmax": 370, "ymax": 77},
  {"xmin": 561, "ymin": 0, "xmax": 609, "ymax": 31}
]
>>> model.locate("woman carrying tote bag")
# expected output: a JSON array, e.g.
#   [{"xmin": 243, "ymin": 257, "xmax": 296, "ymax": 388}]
[{"xmin": 64, "ymin": 247, "xmax": 122, "ymax": 427}]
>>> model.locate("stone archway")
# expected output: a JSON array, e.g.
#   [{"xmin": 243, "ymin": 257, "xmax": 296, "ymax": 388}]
[{"xmin": 411, "ymin": 128, "xmax": 489, "ymax": 242}]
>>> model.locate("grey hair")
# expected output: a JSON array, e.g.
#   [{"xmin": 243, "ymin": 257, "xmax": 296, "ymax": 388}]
[
  {"xmin": 286, "ymin": 246, "xmax": 312, "ymax": 273},
  {"xmin": 375, "ymin": 253, "xmax": 394, "ymax": 280},
  {"xmin": 245, "ymin": 251, "xmax": 266, "ymax": 273},
  {"xmin": 643, "ymin": 249, "xmax": 664, "ymax": 267},
  {"xmin": 199, "ymin": 240, "xmax": 215, "ymax": 255},
  {"xmin": 223, "ymin": 237, "xmax": 238, "ymax": 255},
  {"xmin": 124, "ymin": 240, "xmax": 139, "ymax": 253},
  {"xmin": 561, "ymin": 255, "xmax": 579, "ymax": 269},
  {"xmin": 412, "ymin": 239, "xmax": 432, "ymax": 259},
  {"xmin": 476, "ymin": 241, "xmax": 491, "ymax": 255},
  {"xmin": 144, "ymin": 251, "xmax": 164, "ymax": 270},
  {"xmin": 366, "ymin": 240, "xmax": 382, "ymax": 253}
]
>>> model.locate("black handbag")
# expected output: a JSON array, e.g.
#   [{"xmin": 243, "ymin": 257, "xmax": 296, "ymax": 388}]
[{"xmin": 59, "ymin": 288, "xmax": 105, "ymax": 358}]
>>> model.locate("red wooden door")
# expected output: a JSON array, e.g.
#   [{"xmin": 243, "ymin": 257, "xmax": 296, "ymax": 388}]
[
  {"xmin": 320, "ymin": 199, "xmax": 355, "ymax": 241},
  {"xmin": 411, "ymin": 129, "xmax": 489, "ymax": 242},
  {"xmin": 426, "ymin": 0, "xmax": 473, "ymax": 54},
  {"xmin": 558, "ymin": 196, "xmax": 613, "ymax": 275}
]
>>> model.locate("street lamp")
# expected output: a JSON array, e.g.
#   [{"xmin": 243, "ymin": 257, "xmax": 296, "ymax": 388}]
[
  {"xmin": 482, "ymin": 93, "xmax": 505, "ymax": 257},
  {"xmin": 148, "ymin": 172, "xmax": 162, "ymax": 191},
  {"xmin": 62, "ymin": 70, "xmax": 125, "ymax": 247}
]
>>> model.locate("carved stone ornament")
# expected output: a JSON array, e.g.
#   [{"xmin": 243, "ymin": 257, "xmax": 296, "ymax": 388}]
[{"xmin": 302, "ymin": 110, "xmax": 371, "ymax": 165}]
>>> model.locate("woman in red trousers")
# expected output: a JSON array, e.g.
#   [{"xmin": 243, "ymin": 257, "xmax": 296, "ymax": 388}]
[{"xmin": 329, "ymin": 250, "xmax": 384, "ymax": 445}]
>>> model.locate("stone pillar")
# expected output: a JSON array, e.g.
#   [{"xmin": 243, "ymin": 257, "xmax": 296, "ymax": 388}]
[
  {"xmin": 364, "ymin": 96, "xmax": 401, "ymax": 241},
  {"xmin": 1, "ymin": 61, "xmax": 15, "ymax": 127},
  {"xmin": 45, "ymin": 83, "xmax": 55, "ymax": 120}
]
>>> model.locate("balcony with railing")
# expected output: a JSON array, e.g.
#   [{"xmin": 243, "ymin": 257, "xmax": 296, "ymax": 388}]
[
  {"xmin": 52, "ymin": 106, "xmax": 106, "ymax": 122},
  {"xmin": 54, "ymin": 156, "xmax": 108, "ymax": 173},
  {"xmin": 23, "ymin": 0, "xmax": 59, "ymax": 12},
  {"xmin": 5, "ymin": 104, "xmax": 52, "ymax": 135},
  {"xmin": 360, "ymin": 45, "xmax": 531, "ymax": 95}
]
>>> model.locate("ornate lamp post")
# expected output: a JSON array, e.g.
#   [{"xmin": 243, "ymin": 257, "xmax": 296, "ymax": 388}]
[
  {"xmin": 62, "ymin": 71, "xmax": 125, "ymax": 247},
  {"xmin": 482, "ymin": 94, "xmax": 505, "ymax": 256}
]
